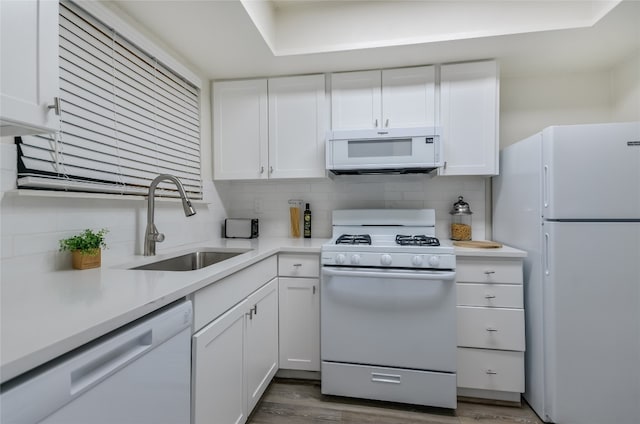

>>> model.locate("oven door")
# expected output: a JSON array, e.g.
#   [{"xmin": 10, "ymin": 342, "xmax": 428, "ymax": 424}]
[{"xmin": 321, "ymin": 267, "xmax": 456, "ymax": 372}]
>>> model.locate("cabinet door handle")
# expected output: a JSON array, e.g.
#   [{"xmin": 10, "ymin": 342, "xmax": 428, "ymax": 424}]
[
  {"xmin": 485, "ymin": 369, "xmax": 498, "ymax": 375},
  {"xmin": 484, "ymin": 270, "xmax": 496, "ymax": 275},
  {"xmin": 293, "ymin": 263, "xmax": 302, "ymax": 267},
  {"xmin": 312, "ymin": 285, "xmax": 316, "ymax": 295},
  {"xmin": 252, "ymin": 304, "xmax": 257, "ymax": 316},
  {"xmin": 246, "ymin": 310, "xmax": 253, "ymax": 320},
  {"xmin": 47, "ymin": 97, "xmax": 61, "ymax": 116},
  {"xmin": 260, "ymin": 166, "xmax": 264, "ymax": 174},
  {"xmin": 484, "ymin": 294, "xmax": 496, "ymax": 299},
  {"xmin": 486, "ymin": 327, "xmax": 498, "ymax": 332},
  {"xmin": 385, "ymin": 118, "xmax": 389, "ymax": 127},
  {"xmin": 269, "ymin": 166, "xmax": 273, "ymax": 174},
  {"xmin": 374, "ymin": 119, "xmax": 378, "ymax": 128}
]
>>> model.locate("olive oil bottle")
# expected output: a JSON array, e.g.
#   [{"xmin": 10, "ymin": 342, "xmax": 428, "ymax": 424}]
[{"xmin": 303, "ymin": 203, "xmax": 312, "ymax": 238}]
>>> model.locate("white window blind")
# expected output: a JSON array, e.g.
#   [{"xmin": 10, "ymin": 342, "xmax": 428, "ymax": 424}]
[{"xmin": 17, "ymin": 0, "xmax": 202, "ymax": 198}]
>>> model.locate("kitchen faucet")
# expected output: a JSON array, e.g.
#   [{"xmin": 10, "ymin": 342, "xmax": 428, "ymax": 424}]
[{"xmin": 144, "ymin": 174, "xmax": 196, "ymax": 256}]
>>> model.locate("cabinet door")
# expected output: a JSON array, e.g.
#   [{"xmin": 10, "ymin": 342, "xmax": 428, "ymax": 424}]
[
  {"xmin": 244, "ymin": 278, "xmax": 279, "ymax": 413},
  {"xmin": 193, "ymin": 299, "xmax": 248, "ymax": 424},
  {"xmin": 382, "ymin": 66, "xmax": 436, "ymax": 129},
  {"xmin": 1, "ymin": 0, "xmax": 59, "ymax": 135},
  {"xmin": 439, "ymin": 61, "xmax": 499, "ymax": 176},
  {"xmin": 268, "ymin": 75, "xmax": 326, "ymax": 178},
  {"xmin": 278, "ymin": 277, "xmax": 320, "ymax": 371},
  {"xmin": 331, "ymin": 70, "xmax": 381, "ymax": 130},
  {"xmin": 213, "ymin": 79, "xmax": 268, "ymax": 180}
]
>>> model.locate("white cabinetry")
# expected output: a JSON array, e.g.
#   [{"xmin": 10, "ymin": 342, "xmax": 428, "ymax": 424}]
[
  {"xmin": 331, "ymin": 66, "xmax": 436, "ymax": 130},
  {"xmin": 278, "ymin": 254, "xmax": 320, "ymax": 371},
  {"xmin": 192, "ymin": 257, "xmax": 278, "ymax": 424},
  {"xmin": 0, "ymin": 0, "xmax": 60, "ymax": 136},
  {"xmin": 439, "ymin": 60, "xmax": 499, "ymax": 176},
  {"xmin": 456, "ymin": 255, "xmax": 525, "ymax": 402},
  {"xmin": 213, "ymin": 74, "xmax": 326, "ymax": 180}
]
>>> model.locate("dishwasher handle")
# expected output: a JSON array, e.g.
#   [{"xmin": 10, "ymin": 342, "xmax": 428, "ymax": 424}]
[
  {"xmin": 322, "ymin": 267, "xmax": 455, "ymax": 282},
  {"xmin": 70, "ymin": 329, "xmax": 153, "ymax": 395}
]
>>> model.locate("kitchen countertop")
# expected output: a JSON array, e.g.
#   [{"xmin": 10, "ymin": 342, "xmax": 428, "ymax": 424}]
[
  {"xmin": 0, "ymin": 237, "xmax": 326, "ymax": 384},
  {"xmin": 1, "ymin": 237, "xmax": 526, "ymax": 385}
]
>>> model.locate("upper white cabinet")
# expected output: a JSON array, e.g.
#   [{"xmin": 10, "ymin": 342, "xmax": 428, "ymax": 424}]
[
  {"xmin": 0, "ymin": 0, "xmax": 60, "ymax": 136},
  {"xmin": 331, "ymin": 66, "xmax": 436, "ymax": 130},
  {"xmin": 213, "ymin": 79, "xmax": 268, "ymax": 180},
  {"xmin": 213, "ymin": 74, "xmax": 326, "ymax": 180},
  {"xmin": 268, "ymin": 75, "xmax": 326, "ymax": 179},
  {"xmin": 439, "ymin": 60, "xmax": 499, "ymax": 176}
]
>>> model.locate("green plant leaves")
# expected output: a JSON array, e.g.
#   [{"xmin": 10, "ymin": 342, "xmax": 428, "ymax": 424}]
[{"xmin": 59, "ymin": 229, "xmax": 108, "ymax": 253}]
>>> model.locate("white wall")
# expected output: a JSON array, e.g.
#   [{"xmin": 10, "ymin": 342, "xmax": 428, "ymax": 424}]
[
  {"xmin": 217, "ymin": 175, "xmax": 487, "ymax": 241},
  {"xmin": 610, "ymin": 51, "xmax": 640, "ymax": 121},
  {"xmin": 499, "ymin": 50, "xmax": 640, "ymax": 147}
]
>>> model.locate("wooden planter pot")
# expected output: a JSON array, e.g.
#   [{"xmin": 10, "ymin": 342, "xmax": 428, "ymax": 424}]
[{"xmin": 71, "ymin": 249, "xmax": 101, "ymax": 270}]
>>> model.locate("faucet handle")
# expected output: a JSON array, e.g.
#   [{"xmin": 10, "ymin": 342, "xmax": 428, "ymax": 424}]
[{"xmin": 153, "ymin": 232, "xmax": 165, "ymax": 243}]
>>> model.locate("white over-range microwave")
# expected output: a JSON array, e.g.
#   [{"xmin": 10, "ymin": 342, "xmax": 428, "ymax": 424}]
[{"xmin": 326, "ymin": 127, "xmax": 442, "ymax": 175}]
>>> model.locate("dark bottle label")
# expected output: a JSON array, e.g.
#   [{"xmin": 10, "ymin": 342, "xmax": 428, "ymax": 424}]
[{"xmin": 303, "ymin": 211, "xmax": 311, "ymax": 238}]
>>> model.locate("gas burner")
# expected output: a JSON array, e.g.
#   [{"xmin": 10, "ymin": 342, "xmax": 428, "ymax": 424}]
[
  {"xmin": 395, "ymin": 235, "xmax": 440, "ymax": 246},
  {"xmin": 336, "ymin": 234, "xmax": 372, "ymax": 245}
]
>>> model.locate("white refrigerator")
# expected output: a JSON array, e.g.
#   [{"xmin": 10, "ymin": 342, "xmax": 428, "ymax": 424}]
[{"xmin": 492, "ymin": 122, "xmax": 640, "ymax": 424}]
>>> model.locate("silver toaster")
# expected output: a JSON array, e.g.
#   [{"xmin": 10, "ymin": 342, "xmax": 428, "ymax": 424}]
[{"xmin": 224, "ymin": 218, "xmax": 259, "ymax": 239}]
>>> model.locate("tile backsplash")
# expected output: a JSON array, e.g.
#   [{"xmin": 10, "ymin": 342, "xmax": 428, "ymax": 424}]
[
  {"xmin": 2, "ymin": 141, "xmax": 488, "ymax": 273},
  {"xmin": 0, "ymin": 143, "xmax": 227, "ymax": 272},
  {"xmin": 216, "ymin": 174, "xmax": 488, "ymax": 240}
]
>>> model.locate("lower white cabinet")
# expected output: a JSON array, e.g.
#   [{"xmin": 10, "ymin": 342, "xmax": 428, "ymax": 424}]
[
  {"xmin": 278, "ymin": 277, "xmax": 320, "ymax": 371},
  {"xmin": 455, "ymin": 254, "xmax": 525, "ymax": 401},
  {"xmin": 193, "ymin": 278, "xmax": 279, "ymax": 424}
]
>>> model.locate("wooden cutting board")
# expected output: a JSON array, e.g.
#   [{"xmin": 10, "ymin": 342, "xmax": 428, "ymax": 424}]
[{"xmin": 453, "ymin": 240, "xmax": 503, "ymax": 248}]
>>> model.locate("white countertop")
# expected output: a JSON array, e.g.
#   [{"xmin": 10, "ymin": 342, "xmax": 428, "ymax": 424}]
[
  {"xmin": 1, "ymin": 237, "xmax": 525, "ymax": 384},
  {"xmin": 451, "ymin": 242, "xmax": 527, "ymax": 258},
  {"xmin": 0, "ymin": 237, "xmax": 326, "ymax": 384}
]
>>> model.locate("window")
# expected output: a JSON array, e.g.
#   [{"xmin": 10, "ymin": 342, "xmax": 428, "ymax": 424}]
[{"xmin": 16, "ymin": 1, "xmax": 202, "ymax": 198}]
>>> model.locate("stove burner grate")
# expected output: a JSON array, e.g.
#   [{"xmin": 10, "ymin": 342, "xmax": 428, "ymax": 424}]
[
  {"xmin": 336, "ymin": 234, "xmax": 372, "ymax": 245},
  {"xmin": 395, "ymin": 235, "xmax": 440, "ymax": 246}
]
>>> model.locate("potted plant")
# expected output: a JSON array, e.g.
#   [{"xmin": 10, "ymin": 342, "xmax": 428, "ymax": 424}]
[{"xmin": 59, "ymin": 229, "xmax": 108, "ymax": 270}]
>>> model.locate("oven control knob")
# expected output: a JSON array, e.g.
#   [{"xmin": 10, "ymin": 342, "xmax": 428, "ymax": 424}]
[
  {"xmin": 380, "ymin": 254, "xmax": 392, "ymax": 266},
  {"xmin": 335, "ymin": 254, "xmax": 346, "ymax": 265},
  {"xmin": 350, "ymin": 254, "xmax": 361, "ymax": 265},
  {"xmin": 412, "ymin": 255, "xmax": 424, "ymax": 266},
  {"xmin": 428, "ymin": 256, "xmax": 440, "ymax": 267}
]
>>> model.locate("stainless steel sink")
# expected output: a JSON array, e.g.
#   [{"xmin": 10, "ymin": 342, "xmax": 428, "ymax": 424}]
[{"xmin": 131, "ymin": 249, "xmax": 252, "ymax": 271}]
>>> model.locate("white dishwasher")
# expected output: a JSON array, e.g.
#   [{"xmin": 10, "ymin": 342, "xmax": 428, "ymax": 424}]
[{"xmin": 0, "ymin": 300, "xmax": 193, "ymax": 424}]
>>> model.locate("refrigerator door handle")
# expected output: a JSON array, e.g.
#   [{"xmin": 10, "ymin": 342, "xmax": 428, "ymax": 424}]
[
  {"xmin": 544, "ymin": 232, "xmax": 550, "ymax": 276},
  {"xmin": 543, "ymin": 165, "xmax": 550, "ymax": 209}
]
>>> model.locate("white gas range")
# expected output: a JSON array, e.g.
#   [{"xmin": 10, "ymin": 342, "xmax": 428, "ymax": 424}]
[{"xmin": 320, "ymin": 209, "xmax": 457, "ymax": 409}]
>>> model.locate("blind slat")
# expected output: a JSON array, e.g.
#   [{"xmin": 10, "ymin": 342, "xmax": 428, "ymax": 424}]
[{"xmin": 18, "ymin": 1, "xmax": 201, "ymax": 199}]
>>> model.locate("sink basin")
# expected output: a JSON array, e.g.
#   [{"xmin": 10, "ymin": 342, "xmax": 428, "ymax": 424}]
[{"xmin": 131, "ymin": 249, "xmax": 252, "ymax": 271}]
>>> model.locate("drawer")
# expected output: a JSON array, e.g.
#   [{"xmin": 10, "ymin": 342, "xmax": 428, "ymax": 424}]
[
  {"xmin": 457, "ymin": 283, "xmax": 523, "ymax": 308},
  {"xmin": 279, "ymin": 253, "xmax": 319, "ymax": 277},
  {"xmin": 457, "ymin": 348, "xmax": 524, "ymax": 393},
  {"xmin": 457, "ymin": 306, "xmax": 525, "ymax": 351},
  {"xmin": 322, "ymin": 361, "xmax": 457, "ymax": 409},
  {"xmin": 456, "ymin": 258, "xmax": 523, "ymax": 284}
]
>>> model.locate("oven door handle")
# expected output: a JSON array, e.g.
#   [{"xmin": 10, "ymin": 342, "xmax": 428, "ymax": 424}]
[{"xmin": 322, "ymin": 267, "xmax": 455, "ymax": 281}]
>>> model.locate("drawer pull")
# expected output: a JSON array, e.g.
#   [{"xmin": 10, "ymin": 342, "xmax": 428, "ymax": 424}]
[
  {"xmin": 371, "ymin": 372, "xmax": 401, "ymax": 384},
  {"xmin": 485, "ymin": 369, "xmax": 498, "ymax": 375},
  {"xmin": 484, "ymin": 294, "xmax": 496, "ymax": 299},
  {"xmin": 484, "ymin": 270, "xmax": 496, "ymax": 275},
  {"xmin": 486, "ymin": 327, "xmax": 498, "ymax": 332},
  {"xmin": 293, "ymin": 263, "xmax": 303, "ymax": 267},
  {"xmin": 312, "ymin": 285, "xmax": 316, "ymax": 295}
]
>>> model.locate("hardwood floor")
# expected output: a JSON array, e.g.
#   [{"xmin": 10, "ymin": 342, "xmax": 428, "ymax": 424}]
[{"xmin": 248, "ymin": 379, "xmax": 543, "ymax": 424}]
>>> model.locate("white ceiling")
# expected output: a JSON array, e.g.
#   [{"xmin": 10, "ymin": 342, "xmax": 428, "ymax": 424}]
[{"xmin": 105, "ymin": 0, "xmax": 640, "ymax": 80}]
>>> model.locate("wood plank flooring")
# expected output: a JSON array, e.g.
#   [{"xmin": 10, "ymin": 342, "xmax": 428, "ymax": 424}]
[{"xmin": 248, "ymin": 379, "xmax": 543, "ymax": 424}]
